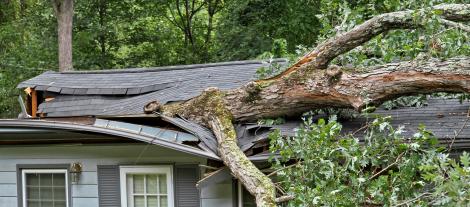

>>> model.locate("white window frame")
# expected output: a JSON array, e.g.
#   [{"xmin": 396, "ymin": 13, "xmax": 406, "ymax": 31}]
[
  {"xmin": 120, "ymin": 165, "xmax": 174, "ymax": 207},
  {"xmin": 21, "ymin": 169, "xmax": 69, "ymax": 207}
]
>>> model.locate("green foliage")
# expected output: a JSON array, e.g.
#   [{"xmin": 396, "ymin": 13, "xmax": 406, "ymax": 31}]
[
  {"xmin": 0, "ymin": 0, "xmax": 56, "ymax": 118},
  {"xmin": 382, "ymin": 95, "xmax": 429, "ymax": 110},
  {"xmin": 270, "ymin": 116, "xmax": 470, "ymax": 206},
  {"xmin": 255, "ymin": 58, "xmax": 286, "ymax": 79},
  {"xmin": 0, "ymin": 0, "xmax": 324, "ymax": 117},
  {"xmin": 316, "ymin": 0, "xmax": 469, "ymax": 67},
  {"xmin": 382, "ymin": 93, "xmax": 470, "ymax": 110},
  {"xmin": 302, "ymin": 108, "xmax": 359, "ymax": 120},
  {"xmin": 215, "ymin": 0, "xmax": 321, "ymax": 61},
  {"xmin": 257, "ymin": 117, "xmax": 286, "ymax": 126}
]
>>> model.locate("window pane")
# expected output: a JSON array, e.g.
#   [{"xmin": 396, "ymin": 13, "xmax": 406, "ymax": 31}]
[
  {"xmin": 160, "ymin": 196, "xmax": 168, "ymax": 207},
  {"xmin": 40, "ymin": 174, "xmax": 53, "ymax": 186},
  {"xmin": 159, "ymin": 175, "xmax": 167, "ymax": 194},
  {"xmin": 54, "ymin": 200, "xmax": 66, "ymax": 207},
  {"xmin": 53, "ymin": 174, "xmax": 66, "ymax": 186},
  {"xmin": 24, "ymin": 172, "xmax": 67, "ymax": 207},
  {"xmin": 134, "ymin": 195, "xmax": 145, "ymax": 207},
  {"xmin": 133, "ymin": 175, "xmax": 145, "ymax": 194},
  {"xmin": 27, "ymin": 186, "xmax": 39, "ymax": 200},
  {"xmin": 147, "ymin": 196, "xmax": 158, "ymax": 207},
  {"xmin": 26, "ymin": 174, "xmax": 39, "ymax": 186},
  {"xmin": 54, "ymin": 187, "xmax": 66, "ymax": 200},
  {"xmin": 41, "ymin": 187, "xmax": 53, "ymax": 200},
  {"xmin": 40, "ymin": 201, "xmax": 53, "ymax": 207},
  {"xmin": 147, "ymin": 175, "xmax": 158, "ymax": 194},
  {"xmin": 27, "ymin": 201, "xmax": 40, "ymax": 207}
]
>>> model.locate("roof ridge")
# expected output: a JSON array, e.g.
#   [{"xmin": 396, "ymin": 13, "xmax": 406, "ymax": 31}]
[{"xmin": 59, "ymin": 59, "xmax": 288, "ymax": 74}]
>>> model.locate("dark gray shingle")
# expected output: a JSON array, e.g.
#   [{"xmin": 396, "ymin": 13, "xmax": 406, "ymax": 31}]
[{"xmin": 27, "ymin": 59, "xmax": 285, "ymax": 117}]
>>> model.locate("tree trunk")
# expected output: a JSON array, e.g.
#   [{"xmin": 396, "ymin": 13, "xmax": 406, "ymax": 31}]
[
  {"xmin": 150, "ymin": 4, "xmax": 470, "ymax": 206},
  {"xmin": 98, "ymin": 0, "xmax": 107, "ymax": 69},
  {"xmin": 52, "ymin": 0, "xmax": 74, "ymax": 72}
]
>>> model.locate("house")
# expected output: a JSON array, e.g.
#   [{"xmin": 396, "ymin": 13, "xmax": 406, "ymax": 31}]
[{"xmin": 1, "ymin": 59, "xmax": 469, "ymax": 207}]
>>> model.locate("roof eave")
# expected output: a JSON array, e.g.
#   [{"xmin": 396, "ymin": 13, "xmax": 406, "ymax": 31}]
[{"xmin": 0, "ymin": 119, "xmax": 220, "ymax": 160}]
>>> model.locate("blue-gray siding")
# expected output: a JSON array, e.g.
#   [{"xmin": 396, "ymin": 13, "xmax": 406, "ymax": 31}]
[{"xmin": 0, "ymin": 145, "xmax": 207, "ymax": 207}]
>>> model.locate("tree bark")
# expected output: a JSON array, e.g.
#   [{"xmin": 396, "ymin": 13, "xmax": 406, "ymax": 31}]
[
  {"xmin": 52, "ymin": 0, "xmax": 74, "ymax": 72},
  {"xmin": 151, "ymin": 4, "xmax": 470, "ymax": 206}
]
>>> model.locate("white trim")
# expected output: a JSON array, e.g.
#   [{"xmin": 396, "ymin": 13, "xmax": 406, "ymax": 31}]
[
  {"xmin": 21, "ymin": 169, "xmax": 69, "ymax": 207},
  {"xmin": 120, "ymin": 165, "xmax": 174, "ymax": 207}
]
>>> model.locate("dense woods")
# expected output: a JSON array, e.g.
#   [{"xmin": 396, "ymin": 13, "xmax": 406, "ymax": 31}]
[{"xmin": 0, "ymin": 0, "xmax": 324, "ymax": 117}]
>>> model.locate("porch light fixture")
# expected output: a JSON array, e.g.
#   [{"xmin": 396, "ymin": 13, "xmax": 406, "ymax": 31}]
[{"xmin": 70, "ymin": 162, "xmax": 83, "ymax": 184}]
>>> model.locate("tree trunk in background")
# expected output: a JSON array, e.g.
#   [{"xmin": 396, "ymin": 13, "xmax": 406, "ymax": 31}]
[
  {"xmin": 20, "ymin": 0, "xmax": 27, "ymax": 17},
  {"xmin": 98, "ymin": 0, "xmax": 107, "ymax": 69},
  {"xmin": 151, "ymin": 4, "xmax": 470, "ymax": 206},
  {"xmin": 203, "ymin": 0, "xmax": 222, "ymax": 61},
  {"xmin": 52, "ymin": 0, "xmax": 74, "ymax": 72}
]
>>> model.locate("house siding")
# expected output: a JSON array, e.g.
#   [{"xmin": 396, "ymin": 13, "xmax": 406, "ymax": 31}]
[{"xmin": 0, "ymin": 144, "xmax": 207, "ymax": 207}]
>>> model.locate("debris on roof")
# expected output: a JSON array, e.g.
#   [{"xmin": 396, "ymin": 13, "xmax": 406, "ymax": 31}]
[{"xmin": 236, "ymin": 98, "xmax": 470, "ymax": 159}]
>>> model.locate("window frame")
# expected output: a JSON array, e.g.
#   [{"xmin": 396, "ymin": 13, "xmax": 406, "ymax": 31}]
[
  {"xmin": 21, "ymin": 169, "xmax": 70, "ymax": 207},
  {"xmin": 120, "ymin": 165, "xmax": 174, "ymax": 207}
]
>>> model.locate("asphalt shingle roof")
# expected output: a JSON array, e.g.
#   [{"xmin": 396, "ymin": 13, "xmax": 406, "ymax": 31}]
[
  {"xmin": 238, "ymin": 98, "xmax": 470, "ymax": 153},
  {"xmin": 19, "ymin": 59, "xmax": 286, "ymax": 117},
  {"xmin": 15, "ymin": 59, "xmax": 470, "ymax": 155}
]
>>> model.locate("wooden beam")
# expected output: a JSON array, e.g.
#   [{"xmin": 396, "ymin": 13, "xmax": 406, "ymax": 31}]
[{"xmin": 31, "ymin": 89, "xmax": 37, "ymax": 118}]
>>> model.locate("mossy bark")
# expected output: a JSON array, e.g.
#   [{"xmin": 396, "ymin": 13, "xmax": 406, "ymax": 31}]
[{"xmin": 162, "ymin": 87, "xmax": 277, "ymax": 206}]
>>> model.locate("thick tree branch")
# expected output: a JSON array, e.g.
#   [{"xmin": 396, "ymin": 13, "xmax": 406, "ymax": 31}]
[
  {"xmin": 228, "ymin": 57, "xmax": 470, "ymax": 121},
  {"xmin": 272, "ymin": 3, "xmax": 469, "ymax": 79},
  {"xmin": 165, "ymin": 88, "xmax": 276, "ymax": 207},
  {"xmin": 439, "ymin": 19, "xmax": 470, "ymax": 33},
  {"xmin": 308, "ymin": 4, "xmax": 469, "ymax": 69}
]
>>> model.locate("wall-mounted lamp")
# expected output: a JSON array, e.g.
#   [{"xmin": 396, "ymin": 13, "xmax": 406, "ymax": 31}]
[{"xmin": 70, "ymin": 162, "xmax": 83, "ymax": 184}]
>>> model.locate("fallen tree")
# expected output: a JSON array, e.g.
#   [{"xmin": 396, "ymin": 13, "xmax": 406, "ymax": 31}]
[{"xmin": 146, "ymin": 3, "xmax": 470, "ymax": 206}]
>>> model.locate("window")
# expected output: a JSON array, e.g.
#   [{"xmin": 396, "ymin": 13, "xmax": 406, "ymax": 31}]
[
  {"xmin": 120, "ymin": 166, "xmax": 173, "ymax": 207},
  {"xmin": 21, "ymin": 169, "xmax": 69, "ymax": 207}
]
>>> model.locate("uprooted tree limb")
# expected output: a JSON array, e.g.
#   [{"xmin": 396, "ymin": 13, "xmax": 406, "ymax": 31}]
[{"xmin": 146, "ymin": 4, "xmax": 470, "ymax": 206}]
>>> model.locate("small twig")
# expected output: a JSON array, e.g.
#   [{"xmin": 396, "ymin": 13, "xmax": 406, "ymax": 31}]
[
  {"xmin": 352, "ymin": 122, "xmax": 371, "ymax": 136},
  {"xmin": 393, "ymin": 192, "xmax": 432, "ymax": 207},
  {"xmin": 448, "ymin": 108, "xmax": 470, "ymax": 151},
  {"xmin": 275, "ymin": 195, "xmax": 295, "ymax": 203},
  {"xmin": 369, "ymin": 152, "xmax": 405, "ymax": 181},
  {"xmin": 267, "ymin": 161, "xmax": 302, "ymax": 177},
  {"xmin": 274, "ymin": 183, "xmax": 286, "ymax": 195}
]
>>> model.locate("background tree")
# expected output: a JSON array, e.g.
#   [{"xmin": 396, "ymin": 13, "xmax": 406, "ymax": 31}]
[{"xmin": 51, "ymin": 0, "xmax": 74, "ymax": 71}]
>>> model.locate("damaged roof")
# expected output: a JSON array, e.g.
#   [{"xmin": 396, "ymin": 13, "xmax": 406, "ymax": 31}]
[
  {"xmin": 0, "ymin": 119, "xmax": 220, "ymax": 160},
  {"xmin": 237, "ymin": 98, "xmax": 470, "ymax": 156},
  {"xmin": 19, "ymin": 59, "xmax": 286, "ymax": 117},
  {"xmin": 15, "ymin": 60, "xmax": 470, "ymax": 159}
]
